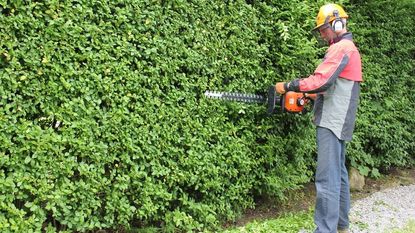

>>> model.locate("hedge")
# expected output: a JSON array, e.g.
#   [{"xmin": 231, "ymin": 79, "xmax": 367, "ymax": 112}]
[
  {"xmin": 0, "ymin": 0, "xmax": 413, "ymax": 232},
  {"xmin": 347, "ymin": 0, "xmax": 415, "ymax": 176}
]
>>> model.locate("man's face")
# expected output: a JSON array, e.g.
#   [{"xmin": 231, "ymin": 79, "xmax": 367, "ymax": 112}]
[{"xmin": 319, "ymin": 26, "xmax": 336, "ymax": 42}]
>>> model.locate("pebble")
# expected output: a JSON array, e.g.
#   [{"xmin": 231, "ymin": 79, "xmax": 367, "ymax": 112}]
[
  {"xmin": 349, "ymin": 184, "xmax": 415, "ymax": 232},
  {"xmin": 298, "ymin": 184, "xmax": 415, "ymax": 233}
]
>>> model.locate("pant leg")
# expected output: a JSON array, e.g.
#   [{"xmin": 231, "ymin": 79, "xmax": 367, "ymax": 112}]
[
  {"xmin": 338, "ymin": 141, "xmax": 350, "ymax": 230},
  {"xmin": 314, "ymin": 127, "xmax": 343, "ymax": 233}
]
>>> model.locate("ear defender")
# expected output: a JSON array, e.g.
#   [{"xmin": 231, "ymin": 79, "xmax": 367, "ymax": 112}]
[{"xmin": 332, "ymin": 9, "xmax": 344, "ymax": 32}]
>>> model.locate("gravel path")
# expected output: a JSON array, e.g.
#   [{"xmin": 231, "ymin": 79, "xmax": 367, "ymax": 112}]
[{"xmin": 349, "ymin": 184, "xmax": 415, "ymax": 232}]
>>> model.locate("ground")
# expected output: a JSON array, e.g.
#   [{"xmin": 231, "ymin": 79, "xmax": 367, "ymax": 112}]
[{"xmin": 225, "ymin": 167, "xmax": 415, "ymax": 228}]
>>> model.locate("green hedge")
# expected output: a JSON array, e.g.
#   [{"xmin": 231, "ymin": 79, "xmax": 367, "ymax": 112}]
[
  {"xmin": 347, "ymin": 0, "xmax": 415, "ymax": 176},
  {"xmin": 0, "ymin": 0, "xmax": 413, "ymax": 232}
]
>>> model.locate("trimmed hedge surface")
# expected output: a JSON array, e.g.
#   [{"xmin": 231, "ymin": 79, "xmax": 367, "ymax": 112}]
[
  {"xmin": 348, "ymin": 0, "xmax": 415, "ymax": 177},
  {"xmin": 0, "ymin": 0, "xmax": 413, "ymax": 232}
]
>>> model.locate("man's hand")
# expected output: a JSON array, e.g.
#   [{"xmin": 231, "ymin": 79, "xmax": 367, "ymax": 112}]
[
  {"xmin": 275, "ymin": 82, "xmax": 286, "ymax": 94},
  {"xmin": 305, "ymin": 93, "xmax": 317, "ymax": 100}
]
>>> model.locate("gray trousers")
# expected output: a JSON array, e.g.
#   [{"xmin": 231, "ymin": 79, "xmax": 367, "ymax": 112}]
[{"xmin": 314, "ymin": 127, "xmax": 350, "ymax": 233}]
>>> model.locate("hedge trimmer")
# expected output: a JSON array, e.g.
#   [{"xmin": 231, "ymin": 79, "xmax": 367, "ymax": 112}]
[{"xmin": 204, "ymin": 86, "xmax": 315, "ymax": 116}]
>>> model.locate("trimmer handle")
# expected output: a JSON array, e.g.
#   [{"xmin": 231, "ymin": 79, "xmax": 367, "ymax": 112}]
[
  {"xmin": 267, "ymin": 86, "xmax": 315, "ymax": 115},
  {"xmin": 266, "ymin": 85, "xmax": 280, "ymax": 116}
]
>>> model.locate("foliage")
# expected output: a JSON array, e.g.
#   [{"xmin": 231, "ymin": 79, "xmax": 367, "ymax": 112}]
[
  {"xmin": 347, "ymin": 0, "xmax": 415, "ymax": 177},
  {"xmin": 0, "ymin": 0, "xmax": 325, "ymax": 231},
  {"xmin": 0, "ymin": 0, "xmax": 413, "ymax": 232}
]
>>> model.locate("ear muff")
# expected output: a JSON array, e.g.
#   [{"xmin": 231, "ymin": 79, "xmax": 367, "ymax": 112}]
[{"xmin": 332, "ymin": 10, "xmax": 344, "ymax": 32}]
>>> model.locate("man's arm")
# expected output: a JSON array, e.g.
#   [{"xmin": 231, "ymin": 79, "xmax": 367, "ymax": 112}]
[{"xmin": 276, "ymin": 46, "xmax": 349, "ymax": 94}]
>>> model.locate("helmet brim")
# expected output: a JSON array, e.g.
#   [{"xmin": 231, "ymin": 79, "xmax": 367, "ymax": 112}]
[{"xmin": 312, "ymin": 23, "xmax": 330, "ymax": 32}]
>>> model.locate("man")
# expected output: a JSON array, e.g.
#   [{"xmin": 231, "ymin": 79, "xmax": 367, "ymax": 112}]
[{"xmin": 275, "ymin": 3, "xmax": 362, "ymax": 233}]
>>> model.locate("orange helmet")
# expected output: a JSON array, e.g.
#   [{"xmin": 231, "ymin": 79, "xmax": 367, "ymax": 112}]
[{"xmin": 313, "ymin": 3, "xmax": 348, "ymax": 31}]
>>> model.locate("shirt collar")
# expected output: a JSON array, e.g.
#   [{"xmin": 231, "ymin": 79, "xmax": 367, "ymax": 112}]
[{"xmin": 330, "ymin": 32, "xmax": 353, "ymax": 45}]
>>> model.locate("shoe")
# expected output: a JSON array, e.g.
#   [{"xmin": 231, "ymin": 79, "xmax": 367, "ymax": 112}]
[{"xmin": 337, "ymin": 229, "xmax": 349, "ymax": 233}]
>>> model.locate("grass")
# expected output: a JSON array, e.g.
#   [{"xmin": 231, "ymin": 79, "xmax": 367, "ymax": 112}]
[
  {"xmin": 127, "ymin": 209, "xmax": 315, "ymax": 233},
  {"xmin": 220, "ymin": 209, "xmax": 315, "ymax": 233},
  {"xmin": 386, "ymin": 219, "xmax": 415, "ymax": 233},
  {"xmin": 132, "ymin": 212, "xmax": 415, "ymax": 233}
]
